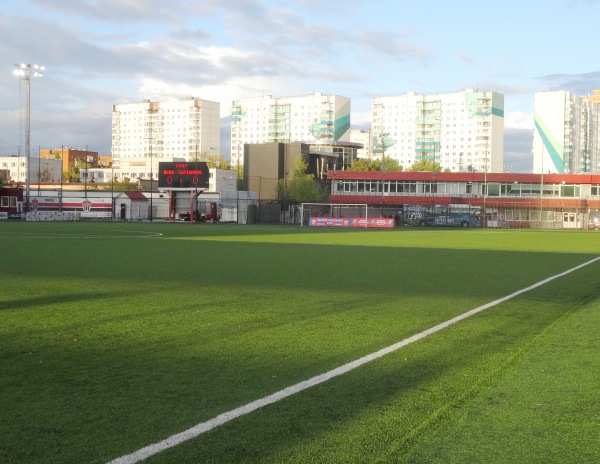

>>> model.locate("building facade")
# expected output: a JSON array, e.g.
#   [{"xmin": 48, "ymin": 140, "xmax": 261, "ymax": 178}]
[
  {"xmin": 329, "ymin": 170, "xmax": 600, "ymax": 229},
  {"xmin": 533, "ymin": 91, "xmax": 600, "ymax": 174},
  {"xmin": 584, "ymin": 89, "xmax": 600, "ymax": 105},
  {"xmin": 111, "ymin": 97, "xmax": 220, "ymax": 170},
  {"xmin": 350, "ymin": 129, "xmax": 372, "ymax": 160},
  {"xmin": 372, "ymin": 89, "xmax": 504, "ymax": 173},
  {"xmin": 230, "ymin": 93, "xmax": 351, "ymax": 170},
  {"xmin": 40, "ymin": 147, "xmax": 98, "ymax": 177},
  {"xmin": 243, "ymin": 141, "xmax": 362, "ymax": 200},
  {"xmin": 243, "ymin": 142, "xmax": 310, "ymax": 200},
  {"xmin": 0, "ymin": 155, "xmax": 62, "ymax": 184}
]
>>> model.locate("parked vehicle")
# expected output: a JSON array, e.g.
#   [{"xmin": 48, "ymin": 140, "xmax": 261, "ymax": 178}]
[
  {"xmin": 403, "ymin": 204, "xmax": 482, "ymax": 228},
  {"xmin": 588, "ymin": 213, "xmax": 600, "ymax": 230}
]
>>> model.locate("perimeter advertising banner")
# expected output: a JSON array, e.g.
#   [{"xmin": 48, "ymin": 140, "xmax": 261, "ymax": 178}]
[
  {"xmin": 28, "ymin": 198, "xmax": 113, "ymax": 219},
  {"xmin": 309, "ymin": 217, "xmax": 394, "ymax": 229}
]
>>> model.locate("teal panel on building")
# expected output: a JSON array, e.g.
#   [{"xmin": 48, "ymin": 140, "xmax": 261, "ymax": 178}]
[
  {"xmin": 334, "ymin": 114, "xmax": 350, "ymax": 141},
  {"xmin": 534, "ymin": 113, "xmax": 564, "ymax": 172},
  {"xmin": 333, "ymin": 99, "xmax": 351, "ymax": 141}
]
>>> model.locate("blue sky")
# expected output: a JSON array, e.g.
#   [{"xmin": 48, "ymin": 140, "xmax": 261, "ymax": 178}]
[{"xmin": 1, "ymin": 0, "xmax": 599, "ymax": 172}]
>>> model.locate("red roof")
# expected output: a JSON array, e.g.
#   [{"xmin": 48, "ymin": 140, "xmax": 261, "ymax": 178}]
[
  {"xmin": 124, "ymin": 191, "xmax": 148, "ymax": 201},
  {"xmin": 327, "ymin": 170, "xmax": 600, "ymax": 185}
]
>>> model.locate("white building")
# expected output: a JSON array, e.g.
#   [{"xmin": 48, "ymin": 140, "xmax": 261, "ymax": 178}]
[
  {"xmin": 372, "ymin": 89, "xmax": 504, "ymax": 172},
  {"xmin": 350, "ymin": 129, "xmax": 372, "ymax": 160},
  {"xmin": 111, "ymin": 97, "xmax": 220, "ymax": 169},
  {"xmin": 0, "ymin": 155, "xmax": 62, "ymax": 184},
  {"xmin": 230, "ymin": 92, "xmax": 351, "ymax": 169},
  {"xmin": 82, "ymin": 165, "xmax": 237, "ymax": 195},
  {"xmin": 533, "ymin": 91, "xmax": 600, "ymax": 174}
]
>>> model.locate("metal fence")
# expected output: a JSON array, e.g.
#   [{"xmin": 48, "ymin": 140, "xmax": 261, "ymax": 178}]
[
  {"xmin": 182, "ymin": 202, "xmax": 590, "ymax": 229},
  {"xmin": 27, "ymin": 195, "xmax": 591, "ymax": 230}
]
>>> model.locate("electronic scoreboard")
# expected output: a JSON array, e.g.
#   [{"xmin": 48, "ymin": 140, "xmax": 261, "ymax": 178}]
[{"xmin": 158, "ymin": 162, "xmax": 209, "ymax": 189}]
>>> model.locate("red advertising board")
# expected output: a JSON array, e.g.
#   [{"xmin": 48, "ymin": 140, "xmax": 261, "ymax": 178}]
[{"xmin": 309, "ymin": 217, "xmax": 394, "ymax": 229}]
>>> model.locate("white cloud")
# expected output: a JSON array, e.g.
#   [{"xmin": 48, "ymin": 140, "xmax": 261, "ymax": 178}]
[
  {"xmin": 350, "ymin": 111, "xmax": 372, "ymax": 130},
  {"xmin": 504, "ymin": 110, "xmax": 534, "ymax": 131}
]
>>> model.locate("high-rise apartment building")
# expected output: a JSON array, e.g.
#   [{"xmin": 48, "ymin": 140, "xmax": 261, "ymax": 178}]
[
  {"xmin": 584, "ymin": 89, "xmax": 600, "ymax": 105},
  {"xmin": 349, "ymin": 129, "xmax": 372, "ymax": 160},
  {"xmin": 111, "ymin": 97, "xmax": 220, "ymax": 170},
  {"xmin": 372, "ymin": 89, "xmax": 504, "ymax": 172},
  {"xmin": 230, "ymin": 93, "xmax": 351, "ymax": 169},
  {"xmin": 533, "ymin": 91, "xmax": 600, "ymax": 174}
]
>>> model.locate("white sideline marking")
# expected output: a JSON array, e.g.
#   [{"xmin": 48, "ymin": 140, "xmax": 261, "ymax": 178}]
[
  {"xmin": 108, "ymin": 256, "xmax": 600, "ymax": 464},
  {"xmin": 0, "ymin": 231, "xmax": 163, "ymax": 239}
]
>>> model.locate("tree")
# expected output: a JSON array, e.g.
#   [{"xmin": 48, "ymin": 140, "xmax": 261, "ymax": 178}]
[
  {"xmin": 64, "ymin": 165, "xmax": 79, "ymax": 183},
  {"xmin": 102, "ymin": 177, "xmax": 139, "ymax": 191},
  {"xmin": 347, "ymin": 159, "xmax": 371, "ymax": 171},
  {"xmin": 409, "ymin": 159, "xmax": 442, "ymax": 172},
  {"xmin": 205, "ymin": 154, "xmax": 229, "ymax": 169},
  {"xmin": 348, "ymin": 156, "xmax": 403, "ymax": 172},
  {"xmin": 381, "ymin": 156, "xmax": 403, "ymax": 172},
  {"xmin": 277, "ymin": 157, "xmax": 328, "ymax": 206}
]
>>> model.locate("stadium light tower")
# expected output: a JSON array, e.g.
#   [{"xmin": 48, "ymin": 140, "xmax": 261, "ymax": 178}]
[{"xmin": 13, "ymin": 63, "xmax": 45, "ymax": 213}]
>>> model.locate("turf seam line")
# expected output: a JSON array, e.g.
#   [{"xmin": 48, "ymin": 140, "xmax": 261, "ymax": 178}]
[{"xmin": 107, "ymin": 256, "xmax": 600, "ymax": 464}]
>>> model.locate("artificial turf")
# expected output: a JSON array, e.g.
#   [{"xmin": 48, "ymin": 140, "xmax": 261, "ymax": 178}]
[{"xmin": 0, "ymin": 222, "xmax": 598, "ymax": 463}]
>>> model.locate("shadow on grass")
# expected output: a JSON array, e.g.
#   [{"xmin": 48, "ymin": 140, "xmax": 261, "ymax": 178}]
[
  {"xmin": 2, "ymin": 269, "xmax": 596, "ymax": 463},
  {"xmin": 107, "ymin": 292, "xmax": 584, "ymax": 463},
  {"xmin": 2, "ymin": 238, "xmax": 597, "ymax": 301},
  {"xmin": 2, "ymin": 225, "xmax": 600, "ymax": 463},
  {"xmin": 0, "ymin": 291, "xmax": 130, "ymax": 312}
]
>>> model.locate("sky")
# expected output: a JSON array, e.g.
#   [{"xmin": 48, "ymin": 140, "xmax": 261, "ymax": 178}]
[{"xmin": 1, "ymin": 0, "xmax": 599, "ymax": 173}]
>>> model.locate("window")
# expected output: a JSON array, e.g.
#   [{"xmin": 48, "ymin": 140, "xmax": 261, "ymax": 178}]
[
  {"xmin": 486, "ymin": 183, "xmax": 500, "ymax": 196},
  {"xmin": 561, "ymin": 184, "xmax": 578, "ymax": 197}
]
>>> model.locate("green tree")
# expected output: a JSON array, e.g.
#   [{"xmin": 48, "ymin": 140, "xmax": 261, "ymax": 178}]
[
  {"xmin": 381, "ymin": 156, "xmax": 403, "ymax": 172},
  {"xmin": 276, "ymin": 178, "xmax": 291, "ymax": 208},
  {"xmin": 277, "ymin": 157, "xmax": 328, "ymax": 206},
  {"xmin": 102, "ymin": 177, "xmax": 139, "ymax": 191},
  {"xmin": 64, "ymin": 165, "xmax": 79, "ymax": 183},
  {"xmin": 348, "ymin": 159, "xmax": 371, "ymax": 171},
  {"xmin": 349, "ymin": 156, "xmax": 403, "ymax": 172},
  {"xmin": 205, "ymin": 154, "xmax": 229, "ymax": 169},
  {"xmin": 409, "ymin": 159, "xmax": 442, "ymax": 172}
]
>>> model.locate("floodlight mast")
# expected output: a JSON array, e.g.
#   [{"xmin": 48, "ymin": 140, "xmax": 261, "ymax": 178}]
[{"xmin": 13, "ymin": 63, "xmax": 45, "ymax": 214}]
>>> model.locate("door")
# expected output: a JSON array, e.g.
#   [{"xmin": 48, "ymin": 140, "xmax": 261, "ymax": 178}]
[{"xmin": 563, "ymin": 212, "xmax": 578, "ymax": 229}]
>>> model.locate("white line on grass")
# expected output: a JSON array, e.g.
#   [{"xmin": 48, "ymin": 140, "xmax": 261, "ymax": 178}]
[
  {"xmin": 0, "ymin": 231, "xmax": 163, "ymax": 239},
  {"xmin": 107, "ymin": 256, "xmax": 600, "ymax": 464}
]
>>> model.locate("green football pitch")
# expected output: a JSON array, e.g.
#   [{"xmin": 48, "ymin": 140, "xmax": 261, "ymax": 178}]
[{"xmin": 1, "ymin": 222, "xmax": 599, "ymax": 463}]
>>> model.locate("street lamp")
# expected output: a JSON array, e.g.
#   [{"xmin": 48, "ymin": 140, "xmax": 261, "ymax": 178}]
[
  {"xmin": 147, "ymin": 107, "xmax": 157, "ymax": 222},
  {"xmin": 482, "ymin": 136, "xmax": 489, "ymax": 229},
  {"xmin": 84, "ymin": 155, "xmax": 93, "ymax": 197},
  {"xmin": 111, "ymin": 159, "xmax": 114, "ymax": 220},
  {"xmin": 149, "ymin": 143, "xmax": 153, "ymax": 222},
  {"xmin": 432, "ymin": 171, "xmax": 436, "ymax": 206},
  {"xmin": 59, "ymin": 146, "xmax": 64, "ymax": 212},
  {"xmin": 13, "ymin": 63, "xmax": 44, "ymax": 213},
  {"xmin": 379, "ymin": 132, "xmax": 389, "ymax": 216}
]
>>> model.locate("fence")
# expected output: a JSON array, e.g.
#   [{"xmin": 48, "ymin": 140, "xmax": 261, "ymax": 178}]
[{"xmin": 21, "ymin": 194, "xmax": 593, "ymax": 230}]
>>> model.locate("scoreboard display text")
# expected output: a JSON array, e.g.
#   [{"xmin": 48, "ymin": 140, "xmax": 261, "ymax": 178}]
[{"xmin": 158, "ymin": 162, "xmax": 209, "ymax": 189}]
